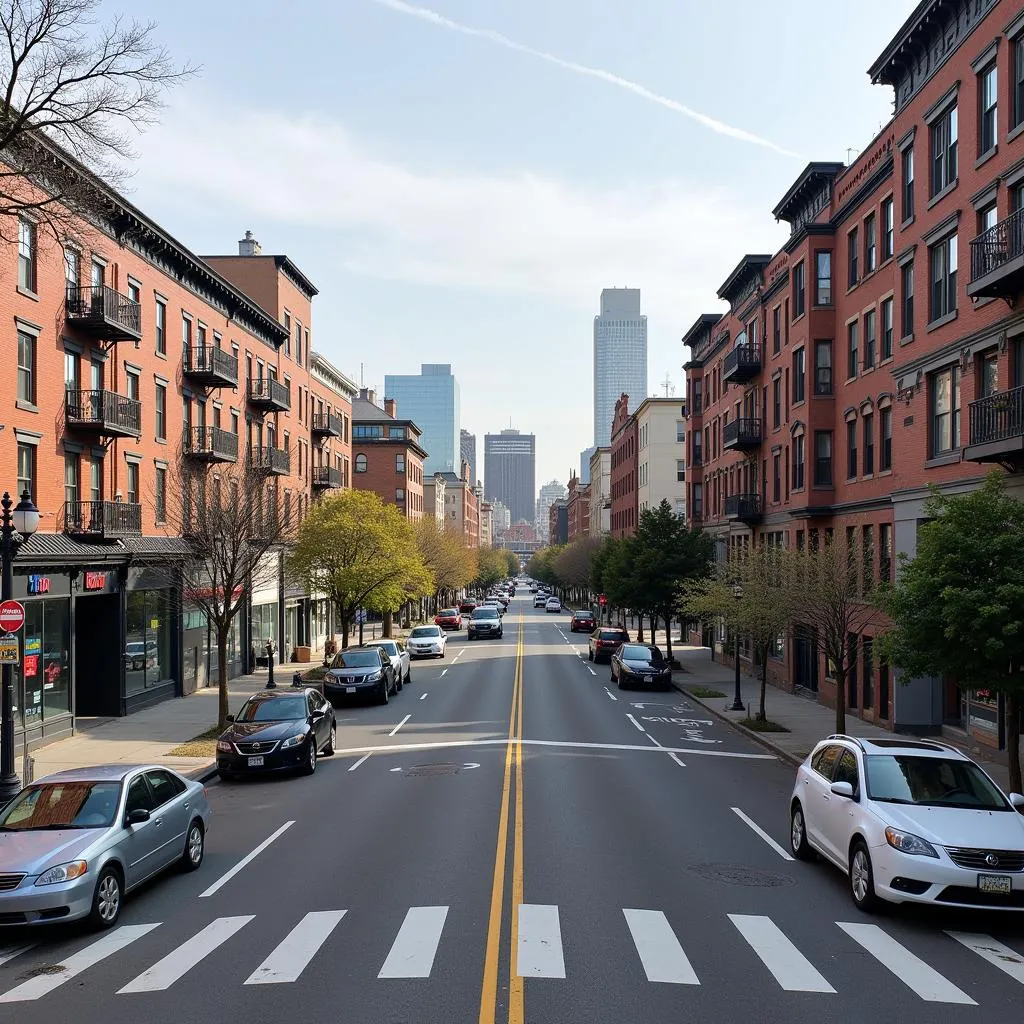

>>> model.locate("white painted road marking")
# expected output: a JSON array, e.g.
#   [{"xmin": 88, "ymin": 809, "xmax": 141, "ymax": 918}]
[
  {"xmin": 516, "ymin": 904, "xmax": 565, "ymax": 978},
  {"xmin": 731, "ymin": 807, "xmax": 793, "ymax": 861},
  {"xmin": 378, "ymin": 906, "xmax": 449, "ymax": 978},
  {"xmin": 838, "ymin": 922, "xmax": 976, "ymax": 1004},
  {"xmin": 348, "ymin": 753, "xmax": 372, "ymax": 772},
  {"xmin": 729, "ymin": 915, "xmax": 834, "ymax": 992},
  {"xmin": 645, "ymin": 732, "xmax": 685, "ymax": 767},
  {"xmin": 452, "ymin": 649, "xmax": 465, "ymax": 662},
  {"xmin": 245, "ymin": 911, "xmax": 346, "ymax": 985},
  {"xmin": 389, "ymin": 714, "xmax": 412, "ymax": 737},
  {"xmin": 0, "ymin": 925, "xmax": 159, "ymax": 1003},
  {"xmin": 119, "ymin": 916, "xmax": 253, "ymax": 993},
  {"xmin": 0, "ymin": 945, "xmax": 32, "ymax": 968},
  {"xmin": 419, "ymin": 692, "xmax": 428, "ymax": 700},
  {"xmin": 946, "ymin": 932, "xmax": 1024, "ymax": 985},
  {"xmin": 623, "ymin": 909, "xmax": 699, "ymax": 984},
  {"xmin": 626, "ymin": 714, "xmax": 645, "ymax": 733},
  {"xmin": 199, "ymin": 820, "xmax": 295, "ymax": 897},
  {"xmin": 603, "ymin": 687, "xmax": 616, "ymax": 699},
  {"xmin": 440, "ymin": 669, "xmax": 448, "ymax": 677}
]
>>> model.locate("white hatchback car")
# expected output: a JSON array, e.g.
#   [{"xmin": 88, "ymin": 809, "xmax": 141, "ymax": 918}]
[
  {"xmin": 790, "ymin": 735, "xmax": 1024, "ymax": 912},
  {"xmin": 545, "ymin": 596, "xmax": 562, "ymax": 613},
  {"xmin": 406, "ymin": 624, "xmax": 447, "ymax": 659}
]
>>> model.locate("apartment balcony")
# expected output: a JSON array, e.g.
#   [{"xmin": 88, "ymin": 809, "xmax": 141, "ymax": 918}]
[
  {"xmin": 183, "ymin": 345, "xmax": 239, "ymax": 389},
  {"xmin": 247, "ymin": 377, "xmax": 291, "ymax": 413},
  {"xmin": 249, "ymin": 444, "xmax": 290, "ymax": 476},
  {"xmin": 65, "ymin": 285, "xmax": 142, "ymax": 343},
  {"xmin": 964, "ymin": 386, "xmax": 1024, "ymax": 466},
  {"xmin": 968, "ymin": 209, "xmax": 1024, "ymax": 300},
  {"xmin": 311, "ymin": 411, "xmax": 343, "ymax": 439},
  {"xmin": 65, "ymin": 389, "xmax": 141, "ymax": 439},
  {"xmin": 722, "ymin": 344, "xmax": 762, "ymax": 384},
  {"xmin": 184, "ymin": 426, "xmax": 238, "ymax": 464},
  {"xmin": 722, "ymin": 417, "xmax": 762, "ymax": 451},
  {"xmin": 62, "ymin": 499, "xmax": 142, "ymax": 539},
  {"xmin": 724, "ymin": 493, "xmax": 762, "ymax": 523},
  {"xmin": 311, "ymin": 465, "xmax": 342, "ymax": 490}
]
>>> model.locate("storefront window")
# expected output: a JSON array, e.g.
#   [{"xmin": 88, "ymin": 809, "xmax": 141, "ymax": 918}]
[
  {"xmin": 126, "ymin": 589, "xmax": 173, "ymax": 695},
  {"xmin": 251, "ymin": 602, "xmax": 278, "ymax": 661},
  {"xmin": 16, "ymin": 599, "xmax": 70, "ymax": 724}
]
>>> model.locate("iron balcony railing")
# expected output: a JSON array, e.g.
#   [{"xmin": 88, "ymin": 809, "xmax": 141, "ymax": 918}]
[
  {"xmin": 183, "ymin": 345, "xmax": 239, "ymax": 387},
  {"xmin": 722, "ymin": 344, "xmax": 762, "ymax": 380},
  {"xmin": 969, "ymin": 385, "xmax": 1024, "ymax": 446},
  {"xmin": 62, "ymin": 499, "xmax": 142, "ymax": 538},
  {"xmin": 311, "ymin": 411, "xmax": 343, "ymax": 437},
  {"xmin": 65, "ymin": 388, "xmax": 141, "ymax": 437},
  {"xmin": 970, "ymin": 208, "xmax": 1024, "ymax": 288},
  {"xmin": 247, "ymin": 377, "xmax": 291, "ymax": 411},
  {"xmin": 65, "ymin": 285, "xmax": 142, "ymax": 341},
  {"xmin": 249, "ymin": 445, "xmax": 290, "ymax": 475},
  {"xmin": 312, "ymin": 465, "xmax": 342, "ymax": 488},
  {"xmin": 722, "ymin": 417, "xmax": 762, "ymax": 448},
  {"xmin": 184, "ymin": 426, "xmax": 239, "ymax": 462},
  {"xmin": 724, "ymin": 493, "xmax": 762, "ymax": 519}
]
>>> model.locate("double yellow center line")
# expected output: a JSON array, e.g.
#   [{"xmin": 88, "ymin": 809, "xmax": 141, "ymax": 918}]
[{"xmin": 478, "ymin": 611, "xmax": 526, "ymax": 1024}]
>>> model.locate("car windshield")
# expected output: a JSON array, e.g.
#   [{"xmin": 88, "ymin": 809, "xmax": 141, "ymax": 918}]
[
  {"xmin": 0, "ymin": 780, "xmax": 123, "ymax": 831},
  {"xmin": 372, "ymin": 642, "xmax": 398, "ymax": 655},
  {"xmin": 332, "ymin": 650, "xmax": 381, "ymax": 668},
  {"xmin": 864, "ymin": 754, "xmax": 1009, "ymax": 810},
  {"xmin": 620, "ymin": 645, "xmax": 661, "ymax": 663},
  {"xmin": 439, "ymin": 610, "xmax": 458, "ymax": 617},
  {"xmin": 473, "ymin": 608, "xmax": 499, "ymax": 619},
  {"xmin": 411, "ymin": 626, "xmax": 440, "ymax": 637},
  {"xmin": 576, "ymin": 612, "xmax": 594, "ymax": 619},
  {"xmin": 237, "ymin": 695, "xmax": 307, "ymax": 722}
]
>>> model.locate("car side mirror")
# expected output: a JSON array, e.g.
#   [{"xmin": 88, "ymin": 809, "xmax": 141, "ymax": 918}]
[
  {"xmin": 126, "ymin": 808, "xmax": 151, "ymax": 825},
  {"xmin": 830, "ymin": 781, "xmax": 856, "ymax": 799},
  {"xmin": 1010, "ymin": 792, "xmax": 1024, "ymax": 809},
  {"xmin": 225, "ymin": 714, "xmax": 235, "ymax": 722}
]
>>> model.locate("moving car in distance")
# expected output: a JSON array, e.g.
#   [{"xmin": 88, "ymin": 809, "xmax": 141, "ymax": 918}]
[
  {"xmin": 459, "ymin": 599, "xmax": 477, "ymax": 615},
  {"xmin": 407, "ymin": 624, "xmax": 447, "ymax": 658},
  {"xmin": 217, "ymin": 688, "xmax": 336, "ymax": 779},
  {"xmin": 434, "ymin": 608, "xmax": 462, "ymax": 630},
  {"xmin": 570, "ymin": 609, "xmax": 596, "ymax": 633},
  {"xmin": 545, "ymin": 596, "xmax": 562, "ymax": 613},
  {"xmin": 588, "ymin": 626, "xmax": 631, "ymax": 663},
  {"xmin": 468, "ymin": 605, "xmax": 503, "ymax": 640},
  {"xmin": 0, "ymin": 765, "xmax": 211, "ymax": 930},
  {"xmin": 790, "ymin": 735, "xmax": 1024, "ymax": 912},
  {"xmin": 533, "ymin": 593, "xmax": 548, "ymax": 608},
  {"xmin": 610, "ymin": 644, "xmax": 672, "ymax": 690},
  {"xmin": 324, "ymin": 646, "xmax": 398, "ymax": 705},
  {"xmin": 365, "ymin": 638, "xmax": 411, "ymax": 689}
]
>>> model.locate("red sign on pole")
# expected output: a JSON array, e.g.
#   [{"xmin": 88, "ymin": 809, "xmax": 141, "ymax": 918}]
[
  {"xmin": 0, "ymin": 600, "xmax": 25, "ymax": 632},
  {"xmin": 598, "ymin": 594, "xmax": 607, "ymax": 606}
]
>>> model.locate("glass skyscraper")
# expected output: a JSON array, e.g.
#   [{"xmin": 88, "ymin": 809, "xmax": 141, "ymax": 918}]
[
  {"xmin": 384, "ymin": 364, "xmax": 460, "ymax": 476},
  {"xmin": 593, "ymin": 288, "xmax": 647, "ymax": 447},
  {"xmin": 484, "ymin": 429, "xmax": 536, "ymax": 526}
]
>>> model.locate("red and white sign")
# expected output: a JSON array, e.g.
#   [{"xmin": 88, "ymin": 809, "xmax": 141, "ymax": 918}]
[
  {"xmin": 598, "ymin": 594, "xmax": 607, "ymax": 606},
  {"xmin": 0, "ymin": 600, "xmax": 25, "ymax": 632}
]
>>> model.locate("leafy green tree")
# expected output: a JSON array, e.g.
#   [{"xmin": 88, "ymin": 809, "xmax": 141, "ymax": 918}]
[
  {"xmin": 502, "ymin": 548, "xmax": 520, "ymax": 578},
  {"xmin": 288, "ymin": 490, "xmax": 432, "ymax": 649},
  {"xmin": 414, "ymin": 518, "xmax": 476, "ymax": 606},
  {"xmin": 553, "ymin": 536, "xmax": 602, "ymax": 603},
  {"xmin": 526, "ymin": 546, "xmax": 563, "ymax": 589},
  {"xmin": 875, "ymin": 472, "xmax": 1024, "ymax": 792},
  {"xmin": 473, "ymin": 547, "xmax": 507, "ymax": 591}
]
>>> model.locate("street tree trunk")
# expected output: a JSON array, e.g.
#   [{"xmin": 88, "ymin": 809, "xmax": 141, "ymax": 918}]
[
  {"xmin": 834, "ymin": 664, "xmax": 847, "ymax": 734},
  {"xmin": 637, "ymin": 614, "xmax": 644, "ymax": 643},
  {"xmin": 1006, "ymin": 691, "xmax": 1022, "ymax": 795},
  {"xmin": 663, "ymin": 612, "xmax": 674, "ymax": 666},
  {"xmin": 383, "ymin": 612, "xmax": 393, "ymax": 638},
  {"xmin": 217, "ymin": 630, "xmax": 229, "ymax": 730},
  {"xmin": 759, "ymin": 647, "xmax": 768, "ymax": 722}
]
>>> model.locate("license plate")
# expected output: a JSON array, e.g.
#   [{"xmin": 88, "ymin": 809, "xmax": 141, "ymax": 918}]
[
  {"xmin": 346, "ymin": 686, "xmax": 356, "ymax": 694},
  {"xmin": 978, "ymin": 874, "xmax": 1012, "ymax": 893},
  {"xmin": 247, "ymin": 756, "xmax": 264, "ymax": 767},
  {"xmin": 643, "ymin": 676, "xmax": 652, "ymax": 683}
]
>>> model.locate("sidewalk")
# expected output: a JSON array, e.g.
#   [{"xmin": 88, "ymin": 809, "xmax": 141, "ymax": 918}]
[{"xmin": 669, "ymin": 645, "xmax": 1014, "ymax": 793}]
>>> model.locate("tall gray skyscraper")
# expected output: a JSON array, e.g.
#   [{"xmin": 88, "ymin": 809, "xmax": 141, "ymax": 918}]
[
  {"xmin": 593, "ymin": 288, "xmax": 647, "ymax": 446},
  {"xmin": 383, "ymin": 364, "xmax": 460, "ymax": 476},
  {"xmin": 484, "ymin": 429, "xmax": 536, "ymax": 526},
  {"xmin": 460, "ymin": 429, "xmax": 477, "ymax": 485}
]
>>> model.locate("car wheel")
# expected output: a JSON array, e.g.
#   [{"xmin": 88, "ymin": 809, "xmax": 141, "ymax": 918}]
[
  {"xmin": 789, "ymin": 803, "xmax": 814, "ymax": 861},
  {"xmin": 88, "ymin": 866, "xmax": 122, "ymax": 930},
  {"xmin": 498, "ymin": 630, "xmax": 503, "ymax": 638},
  {"xmin": 396, "ymin": 671, "xmax": 403, "ymax": 692},
  {"xmin": 181, "ymin": 820, "xmax": 205, "ymax": 872},
  {"xmin": 301, "ymin": 736, "xmax": 318, "ymax": 776},
  {"xmin": 324, "ymin": 722, "xmax": 337, "ymax": 756},
  {"xmin": 379, "ymin": 678, "xmax": 390, "ymax": 704},
  {"xmin": 588, "ymin": 649, "xmax": 594, "ymax": 662},
  {"xmin": 849, "ymin": 840, "xmax": 879, "ymax": 912},
  {"xmin": 405, "ymin": 669, "xmax": 412, "ymax": 686}
]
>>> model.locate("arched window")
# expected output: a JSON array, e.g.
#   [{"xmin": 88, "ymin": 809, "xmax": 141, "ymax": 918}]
[{"xmin": 355, "ymin": 453, "xmax": 367, "ymax": 473}]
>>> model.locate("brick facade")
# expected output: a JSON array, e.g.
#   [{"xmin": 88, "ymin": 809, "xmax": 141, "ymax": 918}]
[{"xmin": 609, "ymin": 394, "xmax": 638, "ymax": 537}]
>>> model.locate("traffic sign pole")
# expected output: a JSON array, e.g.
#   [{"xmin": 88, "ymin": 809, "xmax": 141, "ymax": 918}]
[{"xmin": 0, "ymin": 496, "xmax": 19, "ymax": 800}]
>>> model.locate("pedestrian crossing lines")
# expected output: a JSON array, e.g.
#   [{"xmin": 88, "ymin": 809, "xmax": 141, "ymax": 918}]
[{"xmin": 0, "ymin": 904, "xmax": 1021, "ymax": 1005}]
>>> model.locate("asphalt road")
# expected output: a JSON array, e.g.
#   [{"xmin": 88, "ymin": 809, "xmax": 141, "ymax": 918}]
[{"xmin": 3, "ymin": 594, "xmax": 1024, "ymax": 1022}]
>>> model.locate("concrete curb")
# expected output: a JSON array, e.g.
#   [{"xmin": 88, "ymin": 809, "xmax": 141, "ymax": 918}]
[
  {"xmin": 185, "ymin": 762, "xmax": 220, "ymax": 784},
  {"xmin": 670, "ymin": 677, "xmax": 804, "ymax": 768}
]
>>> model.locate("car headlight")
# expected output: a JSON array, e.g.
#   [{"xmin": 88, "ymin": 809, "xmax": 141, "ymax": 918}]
[
  {"xmin": 281, "ymin": 731, "xmax": 308, "ymax": 748},
  {"xmin": 216, "ymin": 739, "xmax": 234, "ymax": 753},
  {"xmin": 366, "ymin": 671, "xmax": 382, "ymax": 682},
  {"xmin": 35, "ymin": 860, "xmax": 88, "ymax": 886},
  {"xmin": 884, "ymin": 826, "xmax": 939, "ymax": 858}
]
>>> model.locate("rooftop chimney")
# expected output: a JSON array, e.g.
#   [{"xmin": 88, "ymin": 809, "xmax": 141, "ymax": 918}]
[
  {"xmin": 383, "ymin": 398, "xmax": 397, "ymax": 417},
  {"xmin": 238, "ymin": 230, "xmax": 262, "ymax": 256},
  {"xmin": 359, "ymin": 387, "xmax": 376, "ymax": 405}
]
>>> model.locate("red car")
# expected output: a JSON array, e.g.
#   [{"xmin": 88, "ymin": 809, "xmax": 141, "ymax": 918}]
[
  {"xmin": 588, "ymin": 627, "xmax": 631, "ymax": 663},
  {"xmin": 459, "ymin": 600, "xmax": 477, "ymax": 615},
  {"xmin": 434, "ymin": 608, "xmax": 462, "ymax": 630},
  {"xmin": 570, "ymin": 610, "xmax": 596, "ymax": 633}
]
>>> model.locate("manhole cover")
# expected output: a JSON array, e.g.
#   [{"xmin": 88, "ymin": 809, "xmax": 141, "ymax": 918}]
[
  {"xmin": 402, "ymin": 763, "xmax": 461, "ymax": 777},
  {"xmin": 687, "ymin": 863, "xmax": 796, "ymax": 888},
  {"xmin": 20, "ymin": 964, "xmax": 66, "ymax": 979}
]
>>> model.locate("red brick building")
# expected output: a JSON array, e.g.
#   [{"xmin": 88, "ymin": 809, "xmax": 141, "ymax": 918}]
[
  {"xmin": 683, "ymin": 0, "xmax": 1024, "ymax": 744},
  {"xmin": 351, "ymin": 390, "xmax": 426, "ymax": 520},
  {"xmin": 609, "ymin": 394, "xmax": 638, "ymax": 537},
  {"xmin": 566, "ymin": 473, "xmax": 591, "ymax": 540}
]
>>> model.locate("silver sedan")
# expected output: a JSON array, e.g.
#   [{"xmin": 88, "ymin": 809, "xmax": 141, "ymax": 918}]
[{"xmin": 0, "ymin": 764, "xmax": 212, "ymax": 930}]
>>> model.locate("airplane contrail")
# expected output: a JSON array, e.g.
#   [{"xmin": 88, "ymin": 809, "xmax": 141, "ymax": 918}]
[{"xmin": 369, "ymin": 0, "xmax": 800, "ymax": 158}]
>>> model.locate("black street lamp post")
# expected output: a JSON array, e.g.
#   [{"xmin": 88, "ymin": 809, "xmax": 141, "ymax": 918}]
[
  {"xmin": 0, "ymin": 490, "xmax": 40, "ymax": 803},
  {"xmin": 729, "ymin": 581, "xmax": 745, "ymax": 712}
]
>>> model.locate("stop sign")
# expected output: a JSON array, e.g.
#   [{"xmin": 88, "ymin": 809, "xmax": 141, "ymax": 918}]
[
  {"xmin": 0, "ymin": 600, "xmax": 25, "ymax": 632},
  {"xmin": 598, "ymin": 594, "xmax": 607, "ymax": 606}
]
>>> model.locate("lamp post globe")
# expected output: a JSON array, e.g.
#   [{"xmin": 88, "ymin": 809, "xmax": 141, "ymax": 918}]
[{"xmin": 12, "ymin": 490, "xmax": 39, "ymax": 538}]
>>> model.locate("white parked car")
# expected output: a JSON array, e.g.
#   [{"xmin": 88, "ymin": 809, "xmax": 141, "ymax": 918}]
[
  {"xmin": 545, "ymin": 596, "xmax": 562, "ymax": 613},
  {"xmin": 789, "ymin": 734, "xmax": 1024, "ymax": 912},
  {"xmin": 364, "ymin": 639, "xmax": 411, "ymax": 688},
  {"xmin": 406, "ymin": 624, "xmax": 447, "ymax": 659}
]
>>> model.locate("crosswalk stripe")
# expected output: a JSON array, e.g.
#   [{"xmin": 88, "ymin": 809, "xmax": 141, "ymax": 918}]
[
  {"xmin": 516, "ymin": 904, "xmax": 565, "ymax": 978},
  {"xmin": 838, "ymin": 922, "xmax": 976, "ymax": 1004},
  {"xmin": 0, "ymin": 924, "xmax": 159, "ymax": 1003},
  {"xmin": 245, "ymin": 911, "xmax": 347, "ymax": 985},
  {"xmin": 118, "ymin": 916, "xmax": 253, "ymax": 994},
  {"xmin": 947, "ymin": 932, "xmax": 1024, "ymax": 985},
  {"xmin": 623, "ymin": 909, "xmax": 699, "ymax": 984},
  {"xmin": 729, "ymin": 914, "xmax": 834, "ymax": 993},
  {"xmin": 0, "ymin": 945, "xmax": 33, "ymax": 968},
  {"xmin": 378, "ymin": 906, "xmax": 449, "ymax": 979}
]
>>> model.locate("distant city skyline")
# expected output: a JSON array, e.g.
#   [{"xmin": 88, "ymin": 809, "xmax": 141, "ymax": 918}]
[{"xmin": 384, "ymin": 363, "xmax": 460, "ymax": 476}]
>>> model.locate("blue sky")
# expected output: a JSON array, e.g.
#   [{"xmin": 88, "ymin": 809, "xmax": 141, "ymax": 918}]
[{"xmin": 116, "ymin": 0, "xmax": 913, "ymax": 492}]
